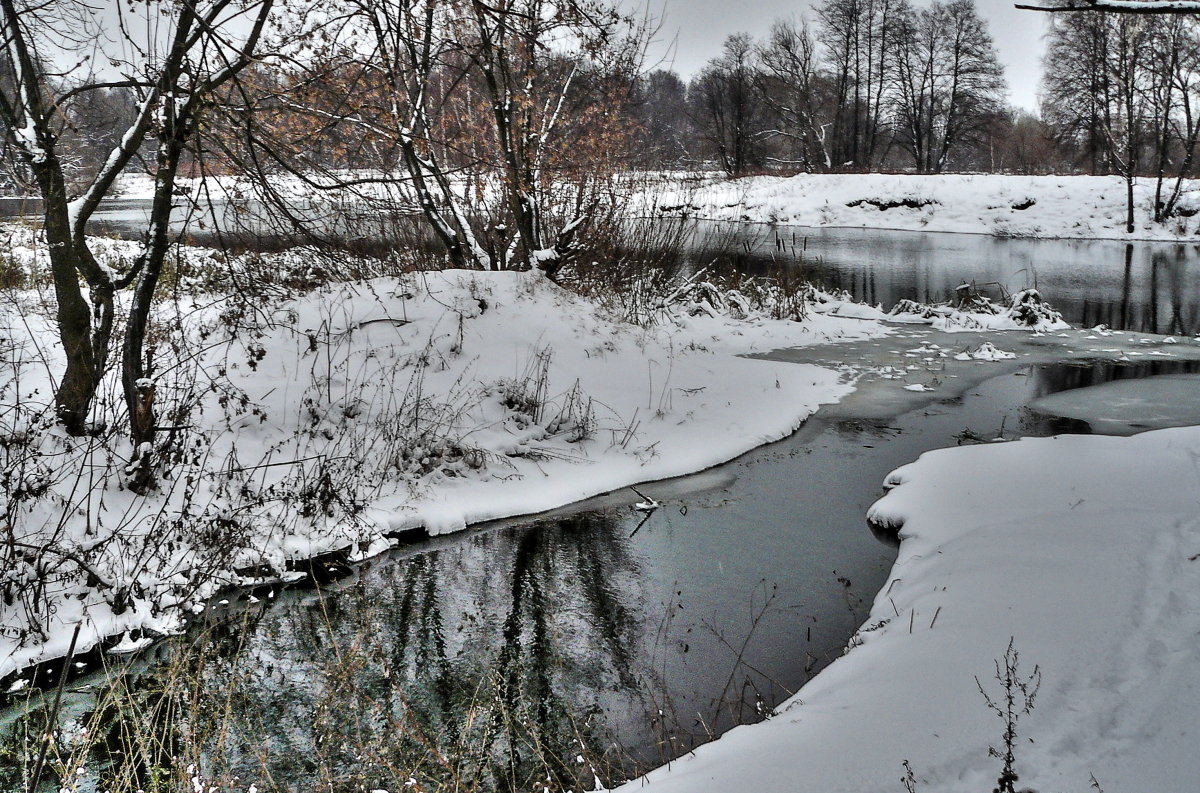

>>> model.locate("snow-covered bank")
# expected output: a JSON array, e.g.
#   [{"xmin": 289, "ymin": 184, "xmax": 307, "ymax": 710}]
[
  {"xmin": 1, "ymin": 257, "xmax": 890, "ymax": 686},
  {"xmin": 616, "ymin": 425, "xmax": 1200, "ymax": 793},
  {"xmin": 642, "ymin": 173, "xmax": 1200, "ymax": 241},
  {"xmin": 112, "ymin": 170, "xmax": 1200, "ymax": 241}
]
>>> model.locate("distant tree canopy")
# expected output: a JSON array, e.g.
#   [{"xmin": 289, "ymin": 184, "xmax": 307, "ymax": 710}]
[{"xmin": 682, "ymin": 0, "xmax": 1012, "ymax": 175}]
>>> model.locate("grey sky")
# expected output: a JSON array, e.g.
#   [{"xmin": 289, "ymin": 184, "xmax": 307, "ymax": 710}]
[{"xmin": 646, "ymin": 0, "xmax": 1051, "ymax": 113}]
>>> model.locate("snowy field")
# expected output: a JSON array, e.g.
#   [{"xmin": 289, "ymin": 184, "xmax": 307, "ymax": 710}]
[
  {"xmin": 639, "ymin": 172, "xmax": 1200, "ymax": 241},
  {"xmin": 614, "ymin": 424, "xmax": 1200, "ymax": 793}
]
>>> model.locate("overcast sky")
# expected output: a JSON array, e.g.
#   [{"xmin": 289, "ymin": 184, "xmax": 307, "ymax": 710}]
[{"xmin": 645, "ymin": 0, "xmax": 1051, "ymax": 113}]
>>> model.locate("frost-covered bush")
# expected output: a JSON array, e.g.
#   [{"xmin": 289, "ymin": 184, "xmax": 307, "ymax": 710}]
[
  {"xmin": 886, "ymin": 282, "xmax": 1068, "ymax": 333},
  {"xmin": 656, "ymin": 270, "xmax": 813, "ymax": 323},
  {"xmin": 1004, "ymin": 288, "xmax": 1064, "ymax": 328}
]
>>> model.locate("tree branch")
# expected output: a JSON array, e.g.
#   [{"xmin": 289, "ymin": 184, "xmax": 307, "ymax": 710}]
[
  {"xmin": 53, "ymin": 80, "xmax": 153, "ymax": 108},
  {"xmin": 1017, "ymin": 0, "xmax": 1200, "ymax": 13}
]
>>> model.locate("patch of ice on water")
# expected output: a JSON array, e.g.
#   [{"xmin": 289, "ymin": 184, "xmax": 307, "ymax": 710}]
[{"xmin": 1027, "ymin": 373, "xmax": 1200, "ymax": 435}]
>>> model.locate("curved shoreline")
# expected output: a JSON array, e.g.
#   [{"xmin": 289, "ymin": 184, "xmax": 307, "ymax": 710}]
[{"xmin": 614, "ymin": 423, "xmax": 1200, "ymax": 793}]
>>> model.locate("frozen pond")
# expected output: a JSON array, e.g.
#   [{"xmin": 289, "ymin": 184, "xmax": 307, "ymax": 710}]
[{"xmin": 6, "ymin": 328, "xmax": 1200, "ymax": 790}]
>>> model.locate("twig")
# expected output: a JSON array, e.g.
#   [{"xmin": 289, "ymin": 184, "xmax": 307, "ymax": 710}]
[
  {"xmin": 628, "ymin": 509, "xmax": 654, "ymax": 538},
  {"xmin": 29, "ymin": 622, "xmax": 82, "ymax": 793}
]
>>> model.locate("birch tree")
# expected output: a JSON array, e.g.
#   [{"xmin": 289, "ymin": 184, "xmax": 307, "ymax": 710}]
[{"xmin": 1144, "ymin": 16, "xmax": 1200, "ymax": 219}]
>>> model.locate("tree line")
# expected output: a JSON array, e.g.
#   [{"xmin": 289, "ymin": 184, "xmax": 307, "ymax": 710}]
[
  {"xmin": 669, "ymin": 0, "xmax": 1010, "ymax": 175},
  {"xmin": 1042, "ymin": 9, "xmax": 1200, "ymax": 228},
  {"xmin": 639, "ymin": 0, "xmax": 1200, "ymax": 186}
]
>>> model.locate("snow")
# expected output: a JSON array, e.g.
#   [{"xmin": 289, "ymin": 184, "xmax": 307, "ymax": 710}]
[
  {"xmin": 966, "ymin": 341, "xmax": 1017, "ymax": 361},
  {"xmin": 0, "ymin": 240, "xmax": 891, "ymax": 683},
  {"xmin": 14, "ymin": 120, "xmax": 46, "ymax": 165},
  {"xmin": 107, "ymin": 170, "xmax": 1200, "ymax": 242},
  {"xmin": 9, "ymin": 178, "xmax": 1200, "ymax": 790},
  {"xmin": 882, "ymin": 288, "xmax": 1071, "ymax": 333},
  {"xmin": 614, "ymin": 426, "xmax": 1200, "ymax": 793},
  {"xmin": 105, "ymin": 632, "xmax": 155, "ymax": 655},
  {"xmin": 638, "ymin": 172, "xmax": 1200, "ymax": 241}
]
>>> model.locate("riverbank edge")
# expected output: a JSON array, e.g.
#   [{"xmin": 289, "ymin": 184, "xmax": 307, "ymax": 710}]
[
  {"xmin": 0, "ymin": 386, "xmax": 846, "ymax": 706},
  {"xmin": 1, "ymin": 266, "xmax": 893, "ymax": 699},
  {"xmin": 10, "ymin": 172, "xmax": 1199, "ymax": 244}
]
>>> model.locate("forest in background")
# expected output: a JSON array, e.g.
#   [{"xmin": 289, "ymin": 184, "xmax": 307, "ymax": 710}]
[{"xmin": 7, "ymin": 0, "xmax": 1200, "ymax": 190}]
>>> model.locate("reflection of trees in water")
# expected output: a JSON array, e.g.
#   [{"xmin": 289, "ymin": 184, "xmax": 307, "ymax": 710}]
[
  {"xmin": 1030, "ymin": 358, "xmax": 1200, "ymax": 398},
  {"xmin": 1078, "ymin": 244, "xmax": 1199, "ymax": 335},
  {"xmin": 1019, "ymin": 358, "xmax": 1200, "ymax": 436},
  {"xmin": 701, "ymin": 231, "xmax": 1200, "ymax": 334},
  {"xmin": 0, "ymin": 511, "xmax": 648, "ymax": 791},
  {"xmin": 219, "ymin": 509, "xmax": 649, "ymax": 791},
  {"xmin": 1156, "ymin": 246, "xmax": 1196, "ymax": 336}
]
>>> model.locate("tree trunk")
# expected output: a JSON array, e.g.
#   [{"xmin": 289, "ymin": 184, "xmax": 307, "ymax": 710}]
[
  {"xmin": 34, "ymin": 162, "xmax": 100, "ymax": 434},
  {"xmin": 122, "ymin": 105, "xmax": 188, "ymax": 492},
  {"xmin": 1126, "ymin": 172, "xmax": 1135, "ymax": 233}
]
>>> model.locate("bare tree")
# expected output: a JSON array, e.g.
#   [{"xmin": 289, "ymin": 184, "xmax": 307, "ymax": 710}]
[
  {"xmin": 755, "ymin": 19, "xmax": 833, "ymax": 171},
  {"xmin": 988, "ymin": 110, "xmax": 1062, "ymax": 173},
  {"xmin": 690, "ymin": 33, "xmax": 767, "ymax": 176},
  {"xmin": 891, "ymin": 0, "xmax": 1006, "ymax": 173},
  {"xmin": 237, "ymin": 0, "xmax": 644, "ymax": 275},
  {"xmin": 1144, "ymin": 16, "xmax": 1200, "ymax": 219},
  {"xmin": 1042, "ymin": 9, "xmax": 1114, "ymax": 173},
  {"xmin": 1041, "ymin": 5, "xmax": 1200, "ymax": 229},
  {"xmin": 816, "ymin": 0, "xmax": 905, "ymax": 169},
  {"xmin": 1, "ymin": 0, "xmax": 273, "ymax": 485},
  {"xmin": 629, "ymin": 69, "xmax": 692, "ymax": 167}
]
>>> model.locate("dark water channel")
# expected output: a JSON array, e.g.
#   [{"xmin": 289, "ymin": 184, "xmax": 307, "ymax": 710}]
[{"xmin": 6, "ymin": 329, "xmax": 1199, "ymax": 792}]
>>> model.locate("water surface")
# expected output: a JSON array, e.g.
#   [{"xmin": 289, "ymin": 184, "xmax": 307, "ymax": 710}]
[
  {"xmin": 6, "ymin": 197, "xmax": 1198, "ymax": 334},
  {"xmin": 697, "ymin": 222, "xmax": 1200, "ymax": 335}
]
